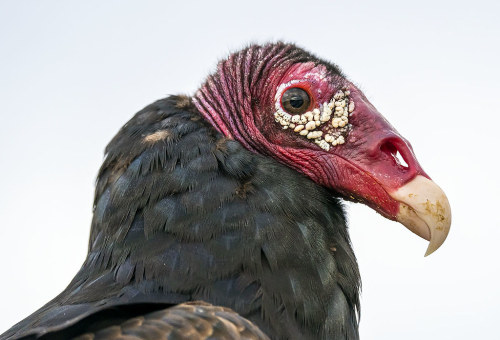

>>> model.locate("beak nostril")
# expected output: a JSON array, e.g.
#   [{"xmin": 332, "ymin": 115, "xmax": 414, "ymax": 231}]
[
  {"xmin": 380, "ymin": 140, "xmax": 410, "ymax": 169},
  {"xmin": 395, "ymin": 150, "xmax": 409, "ymax": 168}
]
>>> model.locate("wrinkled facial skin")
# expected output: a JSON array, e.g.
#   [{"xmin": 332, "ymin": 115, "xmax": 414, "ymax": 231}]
[
  {"xmin": 252, "ymin": 61, "xmax": 450, "ymax": 255},
  {"xmin": 194, "ymin": 52, "xmax": 450, "ymax": 255}
]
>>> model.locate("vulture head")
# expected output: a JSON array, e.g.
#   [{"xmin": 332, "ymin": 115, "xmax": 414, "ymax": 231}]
[{"xmin": 194, "ymin": 43, "xmax": 451, "ymax": 256}]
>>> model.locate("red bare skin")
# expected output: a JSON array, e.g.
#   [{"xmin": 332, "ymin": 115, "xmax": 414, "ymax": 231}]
[
  {"xmin": 254, "ymin": 62, "xmax": 429, "ymax": 221},
  {"xmin": 195, "ymin": 57, "xmax": 430, "ymax": 223}
]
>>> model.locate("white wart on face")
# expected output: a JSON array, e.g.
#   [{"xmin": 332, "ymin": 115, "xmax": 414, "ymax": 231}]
[{"xmin": 274, "ymin": 81, "xmax": 355, "ymax": 151}]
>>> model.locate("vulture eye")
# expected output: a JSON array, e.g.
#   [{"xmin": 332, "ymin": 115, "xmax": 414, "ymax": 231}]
[{"xmin": 281, "ymin": 87, "xmax": 310, "ymax": 114}]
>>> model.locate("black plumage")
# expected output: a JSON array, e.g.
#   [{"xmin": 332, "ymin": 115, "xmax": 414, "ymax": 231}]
[{"xmin": 2, "ymin": 95, "xmax": 360, "ymax": 339}]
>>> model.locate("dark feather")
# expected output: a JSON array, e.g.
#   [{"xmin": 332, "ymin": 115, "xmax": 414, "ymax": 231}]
[{"xmin": 2, "ymin": 72, "xmax": 360, "ymax": 339}]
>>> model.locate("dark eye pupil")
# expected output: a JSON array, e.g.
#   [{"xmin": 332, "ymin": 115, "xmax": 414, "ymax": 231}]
[
  {"xmin": 281, "ymin": 87, "xmax": 310, "ymax": 114},
  {"xmin": 289, "ymin": 96, "xmax": 304, "ymax": 108}
]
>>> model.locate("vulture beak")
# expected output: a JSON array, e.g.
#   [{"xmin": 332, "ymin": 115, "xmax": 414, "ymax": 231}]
[
  {"xmin": 390, "ymin": 175, "xmax": 451, "ymax": 256},
  {"xmin": 328, "ymin": 86, "xmax": 452, "ymax": 256}
]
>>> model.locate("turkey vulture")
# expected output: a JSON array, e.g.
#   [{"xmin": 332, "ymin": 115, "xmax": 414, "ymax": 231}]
[{"xmin": 1, "ymin": 42, "xmax": 451, "ymax": 340}]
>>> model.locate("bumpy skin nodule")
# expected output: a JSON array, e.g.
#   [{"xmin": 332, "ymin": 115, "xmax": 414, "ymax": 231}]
[{"xmin": 1, "ymin": 95, "xmax": 360, "ymax": 340}]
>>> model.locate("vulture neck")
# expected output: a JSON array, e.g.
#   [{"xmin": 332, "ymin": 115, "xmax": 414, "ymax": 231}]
[{"xmin": 77, "ymin": 93, "xmax": 360, "ymax": 338}]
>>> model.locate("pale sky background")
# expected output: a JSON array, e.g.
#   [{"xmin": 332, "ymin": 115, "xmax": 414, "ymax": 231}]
[{"xmin": 0, "ymin": 1, "xmax": 498, "ymax": 339}]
